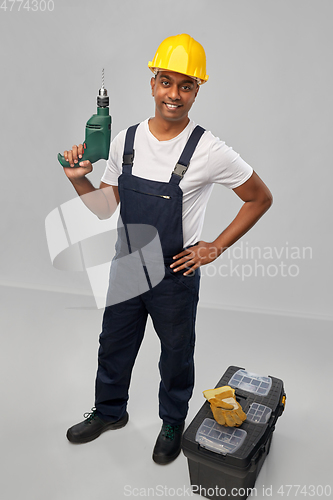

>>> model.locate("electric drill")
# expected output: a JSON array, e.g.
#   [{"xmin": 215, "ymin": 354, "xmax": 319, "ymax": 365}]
[{"xmin": 58, "ymin": 69, "xmax": 112, "ymax": 167}]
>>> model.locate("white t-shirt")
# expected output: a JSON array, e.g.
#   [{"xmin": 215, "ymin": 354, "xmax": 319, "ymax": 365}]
[{"xmin": 101, "ymin": 118, "xmax": 253, "ymax": 247}]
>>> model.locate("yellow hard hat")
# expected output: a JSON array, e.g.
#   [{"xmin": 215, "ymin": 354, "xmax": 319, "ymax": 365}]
[{"xmin": 148, "ymin": 34, "xmax": 209, "ymax": 85}]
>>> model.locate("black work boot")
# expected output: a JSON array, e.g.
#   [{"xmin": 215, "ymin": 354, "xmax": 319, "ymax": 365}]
[
  {"xmin": 152, "ymin": 422, "xmax": 185, "ymax": 465},
  {"xmin": 66, "ymin": 408, "xmax": 129, "ymax": 444}
]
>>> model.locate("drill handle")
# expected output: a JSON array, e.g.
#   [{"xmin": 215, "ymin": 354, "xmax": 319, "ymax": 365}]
[{"xmin": 58, "ymin": 148, "xmax": 87, "ymax": 168}]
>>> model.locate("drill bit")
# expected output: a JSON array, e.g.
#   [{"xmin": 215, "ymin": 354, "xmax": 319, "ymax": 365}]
[
  {"xmin": 97, "ymin": 68, "xmax": 109, "ymax": 107},
  {"xmin": 101, "ymin": 68, "xmax": 105, "ymax": 90},
  {"xmin": 99, "ymin": 68, "xmax": 106, "ymax": 95}
]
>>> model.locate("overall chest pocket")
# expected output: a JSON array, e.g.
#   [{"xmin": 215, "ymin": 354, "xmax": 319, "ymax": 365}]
[
  {"xmin": 121, "ymin": 186, "xmax": 176, "ymax": 230},
  {"xmin": 123, "ymin": 187, "xmax": 171, "ymax": 200}
]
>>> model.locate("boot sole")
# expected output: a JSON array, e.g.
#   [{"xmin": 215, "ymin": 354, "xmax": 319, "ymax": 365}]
[{"xmin": 67, "ymin": 412, "xmax": 129, "ymax": 444}]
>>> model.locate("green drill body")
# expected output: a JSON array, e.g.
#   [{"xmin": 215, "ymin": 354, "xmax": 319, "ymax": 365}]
[{"xmin": 58, "ymin": 72, "xmax": 112, "ymax": 168}]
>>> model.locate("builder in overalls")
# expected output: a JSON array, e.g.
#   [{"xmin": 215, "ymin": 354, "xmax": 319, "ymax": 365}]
[{"xmin": 62, "ymin": 34, "xmax": 273, "ymax": 465}]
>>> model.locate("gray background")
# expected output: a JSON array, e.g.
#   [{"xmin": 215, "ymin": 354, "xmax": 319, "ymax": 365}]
[{"xmin": 0, "ymin": 1, "xmax": 332, "ymax": 499}]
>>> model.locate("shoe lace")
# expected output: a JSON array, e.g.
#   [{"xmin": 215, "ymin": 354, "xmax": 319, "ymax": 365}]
[
  {"xmin": 83, "ymin": 407, "xmax": 98, "ymax": 424},
  {"xmin": 162, "ymin": 423, "xmax": 181, "ymax": 440}
]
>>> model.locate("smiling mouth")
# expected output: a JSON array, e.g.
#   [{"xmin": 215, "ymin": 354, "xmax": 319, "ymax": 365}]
[{"xmin": 164, "ymin": 102, "xmax": 182, "ymax": 110}]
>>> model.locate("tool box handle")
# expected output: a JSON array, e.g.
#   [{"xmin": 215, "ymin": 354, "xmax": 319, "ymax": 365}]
[{"xmin": 251, "ymin": 426, "xmax": 275, "ymax": 465}]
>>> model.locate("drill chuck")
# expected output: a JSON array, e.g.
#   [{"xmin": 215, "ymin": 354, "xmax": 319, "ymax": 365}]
[{"xmin": 97, "ymin": 92, "xmax": 109, "ymax": 108}]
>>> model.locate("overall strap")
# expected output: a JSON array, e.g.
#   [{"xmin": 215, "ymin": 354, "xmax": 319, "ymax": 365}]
[
  {"xmin": 169, "ymin": 125, "xmax": 205, "ymax": 185},
  {"xmin": 122, "ymin": 123, "xmax": 140, "ymax": 174}
]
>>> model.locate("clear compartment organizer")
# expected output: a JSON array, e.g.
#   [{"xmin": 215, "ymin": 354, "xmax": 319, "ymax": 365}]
[
  {"xmin": 195, "ymin": 418, "xmax": 247, "ymax": 455},
  {"xmin": 228, "ymin": 369, "xmax": 272, "ymax": 396},
  {"xmin": 246, "ymin": 403, "xmax": 272, "ymax": 424}
]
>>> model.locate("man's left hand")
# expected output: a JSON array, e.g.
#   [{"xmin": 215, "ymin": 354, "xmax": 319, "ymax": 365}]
[{"xmin": 170, "ymin": 241, "xmax": 221, "ymax": 275}]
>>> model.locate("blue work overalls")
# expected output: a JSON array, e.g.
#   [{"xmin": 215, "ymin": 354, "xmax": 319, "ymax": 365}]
[{"xmin": 95, "ymin": 124, "xmax": 205, "ymax": 425}]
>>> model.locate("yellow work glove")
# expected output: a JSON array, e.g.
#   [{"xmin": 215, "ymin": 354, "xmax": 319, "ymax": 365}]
[{"xmin": 203, "ymin": 385, "xmax": 247, "ymax": 427}]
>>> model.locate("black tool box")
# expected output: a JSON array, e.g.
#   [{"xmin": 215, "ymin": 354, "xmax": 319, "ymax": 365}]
[{"xmin": 182, "ymin": 365, "xmax": 286, "ymax": 500}]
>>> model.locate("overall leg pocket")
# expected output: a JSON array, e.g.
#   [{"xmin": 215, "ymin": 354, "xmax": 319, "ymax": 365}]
[{"xmin": 164, "ymin": 264, "xmax": 200, "ymax": 292}]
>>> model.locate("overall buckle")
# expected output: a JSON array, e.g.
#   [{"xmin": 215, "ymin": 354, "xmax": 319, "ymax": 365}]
[
  {"xmin": 173, "ymin": 162, "xmax": 188, "ymax": 178},
  {"xmin": 123, "ymin": 152, "xmax": 135, "ymax": 165}
]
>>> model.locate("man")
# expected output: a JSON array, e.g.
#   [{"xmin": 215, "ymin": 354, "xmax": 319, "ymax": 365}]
[{"xmin": 62, "ymin": 34, "xmax": 272, "ymax": 465}]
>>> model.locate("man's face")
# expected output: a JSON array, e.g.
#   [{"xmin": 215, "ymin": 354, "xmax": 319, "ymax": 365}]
[{"xmin": 150, "ymin": 71, "xmax": 199, "ymax": 123}]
